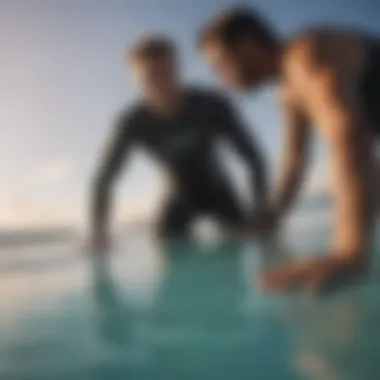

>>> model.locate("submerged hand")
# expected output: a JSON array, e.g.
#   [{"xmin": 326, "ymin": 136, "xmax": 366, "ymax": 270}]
[
  {"xmin": 259, "ymin": 254, "xmax": 367, "ymax": 293},
  {"xmin": 84, "ymin": 232, "xmax": 110, "ymax": 255},
  {"xmin": 251, "ymin": 209, "xmax": 279, "ymax": 233},
  {"xmin": 236, "ymin": 209, "xmax": 279, "ymax": 239}
]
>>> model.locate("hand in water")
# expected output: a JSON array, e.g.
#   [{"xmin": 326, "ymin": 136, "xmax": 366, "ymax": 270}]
[
  {"xmin": 84, "ymin": 232, "xmax": 110, "ymax": 255},
  {"xmin": 259, "ymin": 254, "xmax": 366, "ymax": 293},
  {"xmin": 251, "ymin": 208, "xmax": 279, "ymax": 233},
  {"xmin": 235, "ymin": 209, "xmax": 279, "ymax": 239}
]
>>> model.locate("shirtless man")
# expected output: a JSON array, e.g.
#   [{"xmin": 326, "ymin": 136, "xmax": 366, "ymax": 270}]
[
  {"xmin": 89, "ymin": 36, "xmax": 267, "ymax": 251},
  {"xmin": 198, "ymin": 7, "xmax": 380, "ymax": 291}
]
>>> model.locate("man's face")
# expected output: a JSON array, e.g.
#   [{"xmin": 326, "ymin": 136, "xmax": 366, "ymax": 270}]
[
  {"xmin": 202, "ymin": 38, "xmax": 269, "ymax": 92},
  {"xmin": 132, "ymin": 54, "xmax": 180, "ymax": 101}
]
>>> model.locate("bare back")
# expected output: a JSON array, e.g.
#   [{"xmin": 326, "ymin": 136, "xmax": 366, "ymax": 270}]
[{"xmin": 282, "ymin": 28, "xmax": 380, "ymax": 139}]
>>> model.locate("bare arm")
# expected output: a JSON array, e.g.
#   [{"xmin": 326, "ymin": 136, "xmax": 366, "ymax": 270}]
[
  {"xmin": 257, "ymin": 34, "xmax": 374, "ymax": 293},
  {"xmin": 272, "ymin": 97, "xmax": 310, "ymax": 218},
  {"xmin": 314, "ymin": 78, "xmax": 373, "ymax": 256},
  {"xmin": 286, "ymin": 34, "xmax": 374, "ymax": 257}
]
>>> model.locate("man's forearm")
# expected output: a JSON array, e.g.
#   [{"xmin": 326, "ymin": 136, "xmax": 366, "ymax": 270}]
[
  {"xmin": 272, "ymin": 96, "xmax": 309, "ymax": 220},
  {"xmin": 272, "ymin": 166, "xmax": 304, "ymax": 218},
  {"xmin": 89, "ymin": 111, "xmax": 132, "ymax": 242},
  {"xmin": 331, "ymin": 139, "xmax": 374, "ymax": 257},
  {"xmin": 91, "ymin": 182, "xmax": 111, "ymax": 238},
  {"xmin": 239, "ymin": 132, "xmax": 268, "ymax": 207},
  {"xmin": 251, "ymin": 163, "xmax": 267, "ymax": 207},
  {"xmin": 221, "ymin": 105, "xmax": 268, "ymax": 207},
  {"xmin": 334, "ymin": 192, "xmax": 371, "ymax": 257}
]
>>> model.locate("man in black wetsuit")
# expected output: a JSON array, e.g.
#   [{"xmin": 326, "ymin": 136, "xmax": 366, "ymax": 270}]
[
  {"xmin": 199, "ymin": 7, "xmax": 380, "ymax": 291},
  {"xmin": 90, "ymin": 36, "xmax": 267, "ymax": 250}
]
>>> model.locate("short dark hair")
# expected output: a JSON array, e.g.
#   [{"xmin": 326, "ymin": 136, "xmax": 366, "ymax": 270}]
[
  {"xmin": 198, "ymin": 6, "xmax": 278, "ymax": 49},
  {"xmin": 128, "ymin": 35, "xmax": 176, "ymax": 62}
]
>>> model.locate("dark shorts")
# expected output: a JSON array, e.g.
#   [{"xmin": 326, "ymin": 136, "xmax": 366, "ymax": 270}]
[{"xmin": 156, "ymin": 185, "xmax": 246, "ymax": 239}]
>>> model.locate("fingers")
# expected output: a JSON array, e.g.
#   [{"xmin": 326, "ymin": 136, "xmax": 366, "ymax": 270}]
[
  {"xmin": 259, "ymin": 255, "xmax": 363, "ymax": 293},
  {"xmin": 259, "ymin": 260, "xmax": 314, "ymax": 290},
  {"xmin": 84, "ymin": 236, "xmax": 110, "ymax": 256}
]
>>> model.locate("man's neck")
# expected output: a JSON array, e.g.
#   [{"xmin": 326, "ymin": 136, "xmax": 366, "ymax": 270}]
[{"xmin": 150, "ymin": 91, "xmax": 184, "ymax": 118}]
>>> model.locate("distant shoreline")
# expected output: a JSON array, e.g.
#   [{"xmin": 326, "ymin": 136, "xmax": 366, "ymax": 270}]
[
  {"xmin": 0, "ymin": 222, "xmax": 152, "ymax": 248},
  {"xmin": 0, "ymin": 195, "xmax": 330, "ymax": 248},
  {"xmin": 0, "ymin": 229, "xmax": 77, "ymax": 248}
]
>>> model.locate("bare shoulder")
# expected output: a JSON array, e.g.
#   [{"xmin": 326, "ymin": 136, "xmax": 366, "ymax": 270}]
[
  {"xmin": 277, "ymin": 82, "xmax": 309, "ymax": 124},
  {"xmin": 282, "ymin": 28, "xmax": 367, "ymax": 82},
  {"xmin": 278, "ymin": 81, "xmax": 297, "ymax": 106}
]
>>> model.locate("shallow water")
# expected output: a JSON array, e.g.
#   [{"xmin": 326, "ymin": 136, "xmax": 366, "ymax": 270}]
[{"xmin": 0, "ymin": 226, "xmax": 379, "ymax": 380}]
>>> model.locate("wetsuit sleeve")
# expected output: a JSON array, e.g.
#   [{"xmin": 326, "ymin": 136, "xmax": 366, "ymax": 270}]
[
  {"xmin": 90, "ymin": 110, "xmax": 139, "ymax": 237},
  {"xmin": 214, "ymin": 95, "xmax": 268, "ymax": 206}
]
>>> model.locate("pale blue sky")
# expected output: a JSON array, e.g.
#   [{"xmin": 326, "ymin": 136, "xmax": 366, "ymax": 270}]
[{"xmin": 0, "ymin": 0, "xmax": 379, "ymax": 228}]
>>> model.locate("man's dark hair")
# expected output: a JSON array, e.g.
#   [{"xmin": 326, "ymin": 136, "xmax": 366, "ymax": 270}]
[
  {"xmin": 128, "ymin": 35, "xmax": 176, "ymax": 62},
  {"xmin": 198, "ymin": 6, "xmax": 278, "ymax": 49}
]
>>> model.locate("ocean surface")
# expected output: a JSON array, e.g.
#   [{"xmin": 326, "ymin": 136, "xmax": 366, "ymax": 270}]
[{"xmin": 0, "ymin": 206, "xmax": 379, "ymax": 380}]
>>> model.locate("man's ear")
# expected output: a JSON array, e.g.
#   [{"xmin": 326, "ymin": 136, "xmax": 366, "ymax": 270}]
[{"xmin": 234, "ymin": 36, "xmax": 252, "ymax": 55}]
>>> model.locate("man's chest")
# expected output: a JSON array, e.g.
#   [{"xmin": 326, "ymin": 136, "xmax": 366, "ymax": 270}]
[{"xmin": 139, "ymin": 115, "xmax": 218, "ymax": 161}]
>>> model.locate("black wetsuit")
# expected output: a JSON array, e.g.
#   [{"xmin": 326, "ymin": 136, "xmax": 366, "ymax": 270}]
[
  {"xmin": 92, "ymin": 88, "xmax": 266, "ymax": 239},
  {"xmin": 362, "ymin": 35, "xmax": 380, "ymax": 134}
]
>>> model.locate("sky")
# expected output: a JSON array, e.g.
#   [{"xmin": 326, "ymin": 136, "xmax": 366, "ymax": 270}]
[{"xmin": 0, "ymin": 0, "xmax": 379, "ymax": 229}]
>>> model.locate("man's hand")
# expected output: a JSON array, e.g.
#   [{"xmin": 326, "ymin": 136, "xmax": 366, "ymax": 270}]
[
  {"xmin": 85, "ymin": 231, "xmax": 110, "ymax": 255},
  {"xmin": 234, "ymin": 208, "xmax": 279, "ymax": 239},
  {"xmin": 249, "ymin": 208, "xmax": 279, "ymax": 234},
  {"xmin": 259, "ymin": 253, "xmax": 366, "ymax": 293}
]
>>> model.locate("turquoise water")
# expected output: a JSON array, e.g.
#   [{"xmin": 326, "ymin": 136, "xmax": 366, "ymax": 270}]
[{"xmin": 0, "ymin": 225, "xmax": 380, "ymax": 380}]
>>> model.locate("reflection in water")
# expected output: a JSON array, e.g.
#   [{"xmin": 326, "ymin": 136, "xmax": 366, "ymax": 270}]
[
  {"xmin": 279, "ymin": 284, "xmax": 380, "ymax": 380},
  {"xmin": 91, "ymin": 244, "xmax": 166, "ymax": 368},
  {"xmin": 241, "ymin": 237, "xmax": 380, "ymax": 380},
  {"xmin": 92, "ymin": 258, "xmax": 130, "ymax": 347},
  {"xmin": 289, "ymin": 294, "xmax": 360, "ymax": 380},
  {"xmin": 90, "ymin": 254, "xmax": 158, "ymax": 380},
  {"xmin": 1, "ymin": 231, "xmax": 379, "ymax": 380}
]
